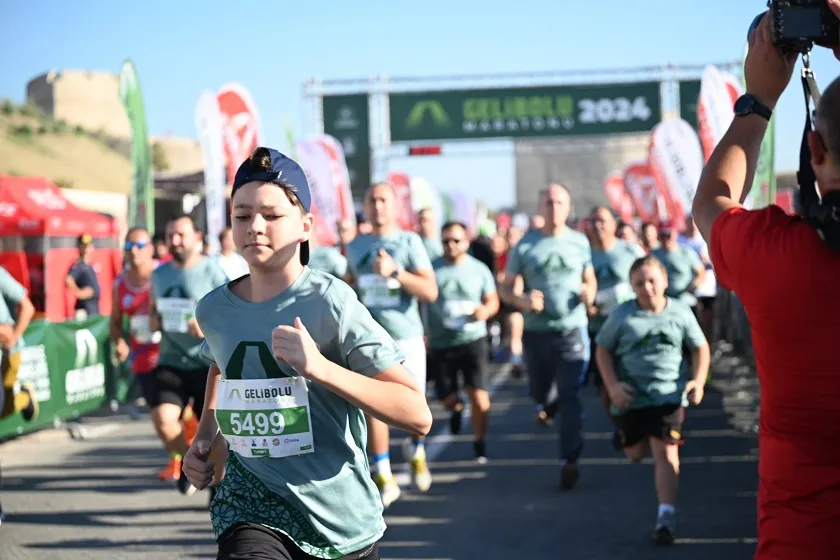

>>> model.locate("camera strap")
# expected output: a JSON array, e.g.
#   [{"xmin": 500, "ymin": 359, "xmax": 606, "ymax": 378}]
[
  {"xmin": 798, "ymin": 54, "xmax": 820, "ymax": 191},
  {"xmin": 797, "ymin": 53, "xmax": 830, "ymax": 222}
]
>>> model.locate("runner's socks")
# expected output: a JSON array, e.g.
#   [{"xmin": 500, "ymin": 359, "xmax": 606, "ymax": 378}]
[
  {"xmin": 373, "ymin": 452, "xmax": 392, "ymax": 478},
  {"xmin": 412, "ymin": 439, "xmax": 426, "ymax": 461}
]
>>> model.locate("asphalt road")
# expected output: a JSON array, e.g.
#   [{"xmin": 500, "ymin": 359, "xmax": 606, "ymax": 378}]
[{"xmin": 0, "ymin": 359, "xmax": 758, "ymax": 560}]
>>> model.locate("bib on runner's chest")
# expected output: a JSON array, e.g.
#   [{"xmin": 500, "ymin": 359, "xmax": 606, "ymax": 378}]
[
  {"xmin": 215, "ymin": 377, "xmax": 315, "ymax": 459},
  {"xmin": 357, "ymin": 274, "xmax": 401, "ymax": 308},
  {"xmin": 156, "ymin": 298, "xmax": 196, "ymax": 334},
  {"xmin": 442, "ymin": 300, "xmax": 478, "ymax": 330},
  {"xmin": 595, "ymin": 283, "xmax": 634, "ymax": 316}
]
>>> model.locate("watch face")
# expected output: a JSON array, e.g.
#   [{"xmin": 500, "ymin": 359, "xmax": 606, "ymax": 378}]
[{"xmin": 734, "ymin": 95, "xmax": 754, "ymax": 115}]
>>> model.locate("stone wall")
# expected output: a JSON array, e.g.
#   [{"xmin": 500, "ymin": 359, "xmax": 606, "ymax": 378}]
[{"xmin": 27, "ymin": 70, "xmax": 131, "ymax": 139}]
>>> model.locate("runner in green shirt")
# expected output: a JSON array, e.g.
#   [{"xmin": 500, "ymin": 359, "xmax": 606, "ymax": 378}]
[
  {"xmin": 0, "ymin": 266, "xmax": 37, "ymax": 526},
  {"xmin": 345, "ymin": 184, "xmax": 439, "ymax": 507},
  {"xmin": 182, "ymin": 147, "xmax": 431, "ymax": 560},
  {"xmin": 587, "ymin": 206, "xmax": 645, "ymax": 447},
  {"xmin": 595, "ymin": 255, "xmax": 710, "ymax": 546}
]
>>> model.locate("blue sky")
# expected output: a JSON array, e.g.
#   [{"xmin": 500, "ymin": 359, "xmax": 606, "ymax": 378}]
[{"xmin": 2, "ymin": 0, "xmax": 839, "ymax": 210}]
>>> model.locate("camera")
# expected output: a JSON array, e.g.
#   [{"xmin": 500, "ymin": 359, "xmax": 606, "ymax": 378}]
[{"xmin": 755, "ymin": 0, "xmax": 840, "ymax": 53}]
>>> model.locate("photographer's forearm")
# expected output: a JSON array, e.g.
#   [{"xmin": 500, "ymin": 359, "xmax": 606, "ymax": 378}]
[{"xmin": 695, "ymin": 115, "xmax": 769, "ymax": 208}]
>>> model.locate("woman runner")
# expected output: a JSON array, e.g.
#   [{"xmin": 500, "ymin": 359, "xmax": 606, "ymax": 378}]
[{"xmin": 182, "ymin": 147, "xmax": 432, "ymax": 560}]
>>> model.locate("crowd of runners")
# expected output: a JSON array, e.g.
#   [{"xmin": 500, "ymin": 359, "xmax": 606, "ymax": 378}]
[{"xmin": 95, "ymin": 146, "xmax": 720, "ymax": 557}]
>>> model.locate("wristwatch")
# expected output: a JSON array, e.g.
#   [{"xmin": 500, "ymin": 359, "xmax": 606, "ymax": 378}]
[
  {"xmin": 734, "ymin": 94, "xmax": 773, "ymax": 121},
  {"xmin": 390, "ymin": 268, "xmax": 402, "ymax": 280}
]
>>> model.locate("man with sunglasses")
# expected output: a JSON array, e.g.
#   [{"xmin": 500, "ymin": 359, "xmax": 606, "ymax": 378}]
[
  {"xmin": 111, "ymin": 227, "xmax": 175, "ymax": 479},
  {"xmin": 428, "ymin": 222, "xmax": 499, "ymax": 463}
]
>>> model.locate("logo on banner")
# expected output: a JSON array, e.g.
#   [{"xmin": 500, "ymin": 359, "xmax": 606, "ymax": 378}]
[
  {"xmin": 406, "ymin": 101, "xmax": 451, "ymax": 130},
  {"xmin": 27, "ymin": 188, "xmax": 67, "ymax": 211},
  {"xmin": 66, "ymin": 328, "xmax": 105, "ymax": 404},
  {"xmin": 222, "ymin": 112, "xmax": 259, "ymax": 170},
  {"xmin": 335, "ymin": 106, "xmax": 359, "ymax": 130}
]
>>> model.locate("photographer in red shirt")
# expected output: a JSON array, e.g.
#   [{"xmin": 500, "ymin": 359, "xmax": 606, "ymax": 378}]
[{"xmin": 692, "ymin": 6, "xmax": 840, "ymax": 559}]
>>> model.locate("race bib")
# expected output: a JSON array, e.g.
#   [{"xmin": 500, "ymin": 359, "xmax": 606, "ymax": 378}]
[
  {"xmin": 595, "ymin": 283, "xmax": 634, "ymax": 316},
  {"xmin": 129, "ymin": 314, "xmax": 160, "ymax": 344},
  {"xmin": 442, "ymin": 300, "xmax": 478, "ymax": 330},
  {"xmin": 357, "ymin": 274, "xmax": 401, "ymax": 308},
  {"xmin": 156, "ymin": 298, "xmax": 195, "ymax": 334},
  {"xmin": 216, "ymin": 376, "xmax": 314, "ymax": 459}
]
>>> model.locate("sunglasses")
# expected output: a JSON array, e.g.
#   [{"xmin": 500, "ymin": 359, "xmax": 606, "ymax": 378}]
[
  {"xmin": 124, "ymin": 241, "xmax": 149, "ymax": 251},
  {"xmin": 442, "ymin": 238, "xmax": 464, "ymax": 245}
]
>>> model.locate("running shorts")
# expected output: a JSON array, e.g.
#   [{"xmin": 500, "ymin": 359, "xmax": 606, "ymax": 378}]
[
  {"xmin": 149, "ymin": 365, "xmax": 208, "ymax": 418},
  {"xmin": 615, "ymin": 404, "xmax": 685, "ymax": 448},
  {"xmin": 217, "ymin": 523, "xmax": 379, "ymax": 560},
  {"xmin": 429, "ymin": 338, "xmax": 489, "ymax": 399}
]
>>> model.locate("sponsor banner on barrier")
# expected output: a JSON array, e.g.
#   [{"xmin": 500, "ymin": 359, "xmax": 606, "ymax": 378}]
[{"xmin": 0, "ymin": 316, "xmax": 112, "ymax": 439}]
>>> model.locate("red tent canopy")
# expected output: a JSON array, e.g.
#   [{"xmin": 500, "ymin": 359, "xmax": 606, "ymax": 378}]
[
  {"xmin": 0, "ymin": 175, "xmax": 116, "ymax": 237},
  {"xmin": 0, "ymin": 175, "xmax": 120, "ymax": 321}
]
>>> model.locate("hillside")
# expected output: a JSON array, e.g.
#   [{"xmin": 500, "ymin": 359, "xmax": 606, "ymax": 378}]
[{"xmin": 0, "ymin": 100, "xmax": 131, "ymax": 194}]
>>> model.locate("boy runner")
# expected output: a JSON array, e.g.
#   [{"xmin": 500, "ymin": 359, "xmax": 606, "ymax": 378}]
[
  {"xmin": 182, "ymin": 147, "xmax": 431, "ymax": 559},
  {"xmin": 595, "ymin": 255, "xmax": 710, "ymax": 545}
]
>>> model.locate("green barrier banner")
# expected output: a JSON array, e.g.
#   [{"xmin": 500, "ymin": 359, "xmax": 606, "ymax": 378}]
[
  {"xmin": 389, "ymin": 81, "xmax": 662, "ymax": 142},
  {"xmin": 0, "ymin": 317, "xmax": 112, "ymax": 439}
]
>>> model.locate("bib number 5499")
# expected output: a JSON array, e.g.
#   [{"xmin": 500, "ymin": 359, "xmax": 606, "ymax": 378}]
[{"xmin": 228, "ymin": 411, "xmax": 286, "ymax": 436}]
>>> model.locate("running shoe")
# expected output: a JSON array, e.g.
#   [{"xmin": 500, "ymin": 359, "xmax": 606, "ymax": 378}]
[
  {"xmin": 177, "ymin": 470, "xmax": 197, "ymax": 496},
  {"xmin": 158, "ymin": 457, "xmax": 182, "ymax": 481},
  {"xmin": 401, "ymin": 439, "xmax": 433, "ymax": 493},
  {"xmin": 373, "ymin": 472, "xmax": 401, "ymax": 508},
  {"xmin": 559, "ymin": 461, "xmax": 580, "ymax": 491},
  {"xmin": 20, "ymin": 383, "xmax": 38, "ymax": 422},
  {"xmin": 474, "ymin": 440, "xmax": 487, "ymax": 464},
  {"xmin": 654, "ymin": 510, "xmax": 676, "ymax": 545}
]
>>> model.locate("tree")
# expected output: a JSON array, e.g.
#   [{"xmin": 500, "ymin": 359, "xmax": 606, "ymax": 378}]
[{"xmin": 151, "ymin": 142, "xmax": 169, "ymax": 171}]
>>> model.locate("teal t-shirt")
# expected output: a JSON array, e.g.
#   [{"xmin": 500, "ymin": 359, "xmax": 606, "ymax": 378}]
[
  {"xmin": 345, "ymin": 231, "xmax": 432, "ymax": 340},
  {"xmin": 428, "ymin": 255, "xmax": 496, "ymax": 350},
  {"xmin": 196, "ymin": 268, "xmax": 405, "ymax": 558},
  {"xmin": 596, "ymin": 298, "xmax": 706, "ymax": 413},
  {"xmin": 651, "ymin": 245, "xmax": 704, "ymax": 307},
  {"xmin": 308, "ymin": 246, "xmax": 348, "ymax": 280},
  {"xmin": 421, "ymin": 236, "xmax": 444, "ymax": 261},
  {"xmin": 505, "ymin": 228, "xmax": 592, "ymax": 332},
  {"xmin": 591, "ymin": 240, "xmax": 646, "ymax": 333},
  {"xmin": 151, "ymin": 257, "xmax": 228, "ymax": 369},
  {"xmin": 0, "ymin": 267, "xmax": 27, "ymax": 352}
]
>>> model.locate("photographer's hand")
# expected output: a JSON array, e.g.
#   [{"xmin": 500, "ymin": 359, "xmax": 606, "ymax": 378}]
[
  {"xmin": 830, "ymin": 0, "xmax": 840, "ymax": 60},
  {"xmin": 744, "ymin": 12, "xmax": 798, "ymax": 110}
]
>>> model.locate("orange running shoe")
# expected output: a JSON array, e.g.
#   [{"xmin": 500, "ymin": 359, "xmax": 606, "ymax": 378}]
[{"xmin": 158, "ymin": 457, "xmax": 181, "ymax": 481}]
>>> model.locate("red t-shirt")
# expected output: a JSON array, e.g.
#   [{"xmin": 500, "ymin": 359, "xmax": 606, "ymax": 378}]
[
  {"xmin": 710, "ymin": 206, "xmax": 840, "ymax": 559},
  {"xmin": 496, "ymin": 251, "xmax": 508, "ymax": 275},
  {"xmin": 114, "ymin": 274, "xmax": 159, "ymax": 374}
]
